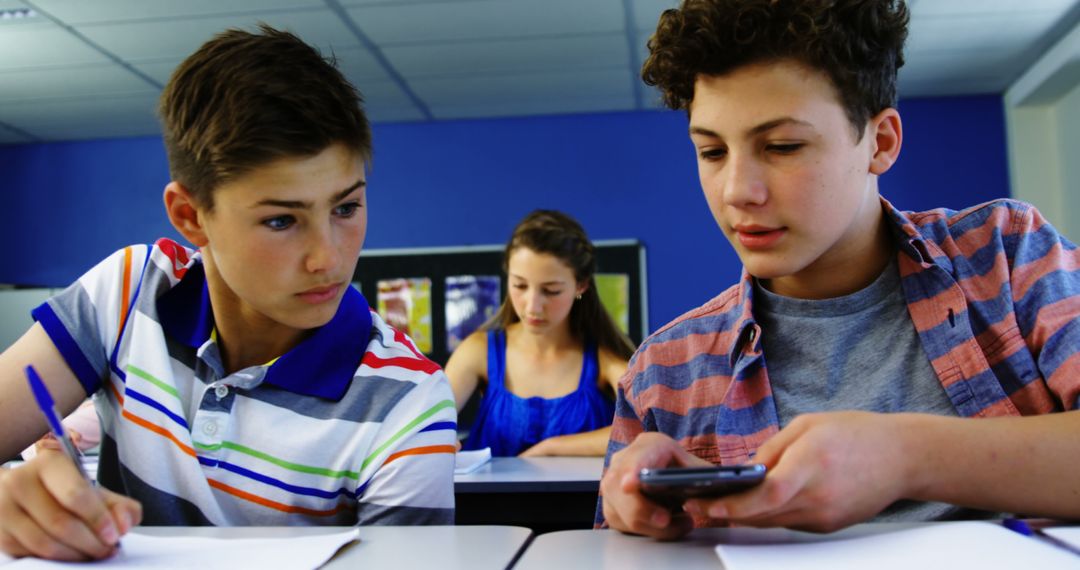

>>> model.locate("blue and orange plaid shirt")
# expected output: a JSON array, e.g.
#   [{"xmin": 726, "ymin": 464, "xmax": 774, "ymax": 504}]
[{"xmin": 598, "ymin": 198, "xmax": 1080, "ymax": 526}]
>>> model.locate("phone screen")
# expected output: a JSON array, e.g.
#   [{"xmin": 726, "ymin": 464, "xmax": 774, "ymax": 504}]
[{"xmin": 639, "ymin": 464, "xmax": 766, "ymax": 508}]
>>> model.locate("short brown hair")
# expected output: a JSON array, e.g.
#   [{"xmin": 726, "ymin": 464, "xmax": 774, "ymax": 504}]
[
  {"xmin": 642, "ymin": 0, "xmax": 909, "ymax": 136},
  {"xmin": 488, "ymin": 210, "xmax": 636, "ymax": 360},
  {"xmin": 159, "ymin": 24, "xmax": 371, "ymax": 208}
]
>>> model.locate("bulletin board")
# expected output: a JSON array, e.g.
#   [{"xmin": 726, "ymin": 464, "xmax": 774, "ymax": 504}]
[{"xmin": 352, "ymin": 239, "xmax": 647, "ymax": 366}]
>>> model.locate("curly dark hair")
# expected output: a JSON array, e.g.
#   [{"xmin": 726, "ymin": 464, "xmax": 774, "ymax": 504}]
[
  {"xmin": 160, "ymin": 25, "xmax": 371, "ymax": 209},
  {"xmin": 642, "ymin": 0, "xmax": 909, "ymax": 137}
]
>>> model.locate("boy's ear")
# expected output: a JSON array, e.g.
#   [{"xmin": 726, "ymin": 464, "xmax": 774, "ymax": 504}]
[
  {"xmin": 163, "ymin": 182, "xmax": 209, "ymax": 247},
  {"xmin": 868, "ymin": 108, "xmax": 902, "ymax": 176}
]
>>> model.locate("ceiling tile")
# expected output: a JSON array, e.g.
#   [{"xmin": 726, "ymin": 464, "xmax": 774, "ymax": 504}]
[
  {"xmin": 132, "ymin": 43, "xmax": 390, "ymax": 90},
  {"xmin": 0, "ymin": 23, "xmax": 110, "ymax": 70},
  {"xmin": 330, "ymin": 45, "xmax": 395, "ymax": 82},
  {"xmin": 0, "ymin": 63, "xmax": 155, "ymax": 102},
  {"xmin": 345, "ymin": 0, "xmax": 624, "ymax": 44},
  {"xmin": 350, "ymin": 77, "xmax": 416, "ymax": 108},
  {"xmin": 385, "ymin": 34, "xmax": 629, "ymax": 77},
  {"xmin": 73, "ymin": 10, "xmax": 360, "ymax": 62},
  {"xmin": 129, "ymin": 59, "xmax": 186, "ymax": 86},
  {"xmin": 910, "ymin": 0, "xmax": 1077, "ymax": 18},
  {"xmin": 0, "ymin": 93, "xmax": 162, "ymax": 140},
  {"xmin": 29, "ymin": 0, "xmax": 324, "ymax": 23},
  {"xmin": 908, "ymin": 12, "xmax": 1063, "ymax": 55}
]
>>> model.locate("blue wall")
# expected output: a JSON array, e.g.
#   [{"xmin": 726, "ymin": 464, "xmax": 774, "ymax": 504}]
[{"xmin": 0, "ymin": 95, "xmax": 1010, "ymax": 333}]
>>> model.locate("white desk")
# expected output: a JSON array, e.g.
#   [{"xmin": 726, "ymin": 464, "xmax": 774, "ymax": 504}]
[
  {"xmin": 135, "ymin": 525, "xmax": 532, "ymax": 569},
  {"xmin": 511, "ymin": 523, "xmax": 1080, "ymax": 569},
  {"xmin": 454, "ymin": 456, "xmax": 604, "ymax": 493},
  {"xmin": 512, "ymin": 525, "xmax": 945, "ymax": 569}
]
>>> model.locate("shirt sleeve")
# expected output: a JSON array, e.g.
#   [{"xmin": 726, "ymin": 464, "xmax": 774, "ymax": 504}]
[
  {"xmin": 594, "ymin": 354, "xmax": 647, "ymax": 528},
  {"xmin": 353, "ymin": 369, "xmax": 458, "ymax": 525},
  {"xmin": 31, "ymin": 245, "xmax": 148, "ymax": 396},
  {"xmin": 1008, "ymin": 205, "xmax": 1080, "ymax": 410}
]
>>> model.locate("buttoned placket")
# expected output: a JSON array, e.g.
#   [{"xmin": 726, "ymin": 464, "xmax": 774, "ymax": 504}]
[{"xmin": 190, "ymin": 339, "xmax": 269, "ymax": 464}]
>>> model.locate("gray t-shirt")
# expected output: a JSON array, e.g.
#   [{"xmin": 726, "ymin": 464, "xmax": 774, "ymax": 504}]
[{"xmin": 754, "ymin": 259, "xmax": 994, "ymax": 521}]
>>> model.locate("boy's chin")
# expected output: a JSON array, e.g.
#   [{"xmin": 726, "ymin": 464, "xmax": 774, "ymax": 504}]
[{"xmin": 276, "ymin": 304, "xmax": 340, "ymax": 330}]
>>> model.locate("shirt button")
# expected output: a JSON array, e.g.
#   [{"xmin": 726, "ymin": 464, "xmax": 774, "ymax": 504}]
[
  {"xmin": 203, "ymin": 421, "xmax": 218, "ymax": 436},
  {"xmin": 215, "ymin": 385, "xmax": 229, "ymax": 399}
]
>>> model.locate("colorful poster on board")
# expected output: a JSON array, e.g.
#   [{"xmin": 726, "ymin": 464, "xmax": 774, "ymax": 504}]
[
  {"xmin": 595, "ymin": 273, "xmax": 630, "ymax": 335},
  {"xmin": 445, "ymin": 275, "xmax": 501, "ymax": 352},
  {"xmin": 376, "ymin": 277, "xmax": 433, "ymax": 353}
]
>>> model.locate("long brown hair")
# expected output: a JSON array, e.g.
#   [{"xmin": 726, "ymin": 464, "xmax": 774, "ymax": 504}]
[{"xmin": 487, "ymin": 210, "xmax": 635, "ymax": 360}]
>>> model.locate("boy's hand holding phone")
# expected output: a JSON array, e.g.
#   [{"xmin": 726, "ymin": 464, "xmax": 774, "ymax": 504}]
[{"xmin": 600, "ymin": 432, "xmax": 715, "ymax": 539}]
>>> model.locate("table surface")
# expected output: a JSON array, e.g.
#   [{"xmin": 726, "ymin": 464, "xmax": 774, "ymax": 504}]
[
  {"xmin": 454, "ymin": 456, "xmax": 604, "ymax": 493},
  {"xmin": 511, "ymin": 523, "xmax": 1080, "ymax": 570},
  {"xmin": 512, "ymin": 524, "xmax": 943, "ymax": 570},
  {"xmin": 134, "ymin": 525, "xmax": 533, "ymax": 569}
]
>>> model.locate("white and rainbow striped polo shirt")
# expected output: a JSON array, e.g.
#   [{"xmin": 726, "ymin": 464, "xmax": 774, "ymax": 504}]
[{"xmin": 32, "ymin": 238, "xmax": 457, "ymax": 526}]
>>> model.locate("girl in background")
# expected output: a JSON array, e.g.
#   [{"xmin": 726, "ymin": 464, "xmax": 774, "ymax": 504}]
[{"xmin": 446, "ymin": 210, "xmax": 634, "ymax": 456}]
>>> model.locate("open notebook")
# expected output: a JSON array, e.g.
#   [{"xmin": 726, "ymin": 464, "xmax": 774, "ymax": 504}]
[{"xmin": 714, "ymin": 521, "xmax": 1080, "ymax": 570}]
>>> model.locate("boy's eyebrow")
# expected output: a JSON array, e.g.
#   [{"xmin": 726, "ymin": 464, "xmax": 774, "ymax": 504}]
[
  {"xmin": 689, "ymin": 117, "xmax": 814, "ymax": 139},
  {"xmin": 253, "ymin": 179, "xmax": 366, "ymax": 209}
]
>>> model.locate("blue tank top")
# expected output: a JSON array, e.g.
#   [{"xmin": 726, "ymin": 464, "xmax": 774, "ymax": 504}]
[{"xmin": 462, "ymin": 329, "xmax": 616, "ymax": 456}]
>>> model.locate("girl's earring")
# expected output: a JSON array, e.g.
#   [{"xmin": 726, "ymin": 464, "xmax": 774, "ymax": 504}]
[{"xmin": 575, "ymin": 293, "xmax": 582, "ymax": 300}]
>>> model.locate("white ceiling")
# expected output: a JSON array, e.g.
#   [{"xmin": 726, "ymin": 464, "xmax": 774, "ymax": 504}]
[{"xmin": 0, "ymin": 0, "xmax": 1077, "ymax": 143}]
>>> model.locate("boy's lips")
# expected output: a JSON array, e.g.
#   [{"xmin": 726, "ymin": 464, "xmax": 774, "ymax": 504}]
[
  {"xmin": 733, "ymin": 225, "xmax": 786, "ymax": 249},
  {"xmin": 297, "ymin": 283, "xmax": 342, "ymax": 304}
]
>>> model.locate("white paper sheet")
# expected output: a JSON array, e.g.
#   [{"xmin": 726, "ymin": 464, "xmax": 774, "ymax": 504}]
[
  {"xmin": 714, "ymin": 522, "xmax": 1080, "ymax": 570},
  {"xmin": 2, "ymin": 528, "xmax": 358, "ymax": 569},
  {"xmin": 455, "ymin": 447, "xmax": 491, "ymax": 475},
  {"xmin": 1042, "ymin": 526, "xmax": 1080, "ymax": 552}
]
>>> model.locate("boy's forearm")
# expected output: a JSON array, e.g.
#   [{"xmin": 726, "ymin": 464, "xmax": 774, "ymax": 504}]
[{"xmin": 900, "ymin": 410, "xmax": 1080, "ymax": 518}]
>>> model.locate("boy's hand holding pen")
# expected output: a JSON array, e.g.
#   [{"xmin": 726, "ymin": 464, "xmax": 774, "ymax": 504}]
[{"xmin": 0, "ymin": 366, "xmax": 141, "ymax": 561}]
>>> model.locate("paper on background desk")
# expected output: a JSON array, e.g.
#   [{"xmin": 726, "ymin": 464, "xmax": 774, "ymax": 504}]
[
  {"xmin": 714, "ymin": 521, "xmax": 1080, "ymax": 570},
  {"xmin": 0, "ymin": 528, "xmax": 358, "ymax": 569},
  {"xmin": 455, "ymin": 447, "xmax": 491, "ymax": 474}
]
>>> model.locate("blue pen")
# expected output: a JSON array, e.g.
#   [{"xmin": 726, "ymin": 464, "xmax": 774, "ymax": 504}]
[
  {"xmin": 1004, "ymin": 518, "xmax": 1080, "ymax": 556},
  {"xmin": 25, "ymin": 365, "xmax": 91, "ymax": 482},
  {"xmin": 1002, "ymin": 518, "xmax": 1034, "ymax": 536}
]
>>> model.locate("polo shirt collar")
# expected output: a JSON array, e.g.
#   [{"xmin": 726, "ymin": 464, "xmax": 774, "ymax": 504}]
[{"xmin": 157, "ymin": 261, "xmax": 372, "ymax": 401}]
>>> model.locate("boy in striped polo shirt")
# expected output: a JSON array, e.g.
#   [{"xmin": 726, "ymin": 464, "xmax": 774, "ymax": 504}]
[
  {"xmin": 600, "ymin": 0, "xmax": 1080, "ymax": 538},
  {"xmin": 0, "ymin": 26, "xmax": 456, "ymax": 561}
]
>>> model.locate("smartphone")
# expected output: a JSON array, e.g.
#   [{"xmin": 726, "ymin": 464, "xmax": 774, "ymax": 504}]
[{"xmin": 639, "ymin": 464, "xmax": 766, "ymax": 508}]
